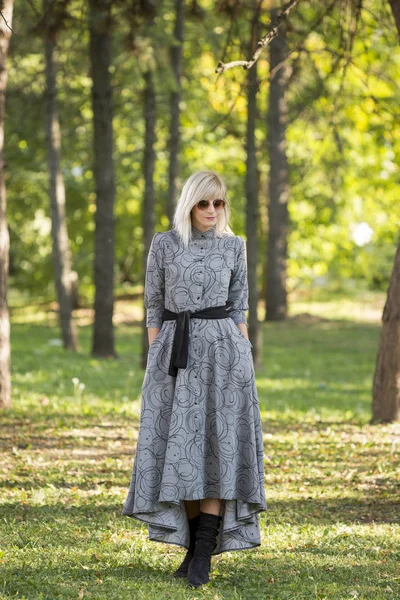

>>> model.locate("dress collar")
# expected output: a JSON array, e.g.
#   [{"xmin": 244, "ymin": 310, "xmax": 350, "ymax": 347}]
[{"xmin": 191, "ymin": 224, "xmax": 217, "ymax": 240}]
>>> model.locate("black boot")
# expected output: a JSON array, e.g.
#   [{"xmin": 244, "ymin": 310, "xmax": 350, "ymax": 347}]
[
  {"xmin": 187, "ymin": 511, "xmax": 222, "ymax": 588},
  {"xmin": 172, "ymin": 513, "xmax": 200, "ymax": 578}
]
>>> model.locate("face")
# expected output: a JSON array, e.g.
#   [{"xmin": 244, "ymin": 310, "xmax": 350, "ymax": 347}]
[{"xmin": 190, "ymin": 198, "xmax": 225, "ymax": 231}]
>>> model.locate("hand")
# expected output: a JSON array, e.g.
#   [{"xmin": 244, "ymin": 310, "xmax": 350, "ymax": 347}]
[
  {"xmin": 237, "ymin": 322, "xmax": 249, "ymax": 341},
  {"xmin": 148, "ymin": 327, "xmax": 161, "ymax": 347}
]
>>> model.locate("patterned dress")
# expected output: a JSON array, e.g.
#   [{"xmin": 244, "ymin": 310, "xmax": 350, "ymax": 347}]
[{"xmin": 122, "ymin": 223, "xmax": 267, "ymax": 555}]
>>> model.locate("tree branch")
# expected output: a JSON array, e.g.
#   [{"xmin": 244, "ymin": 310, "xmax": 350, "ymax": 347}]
[
  {"xmin": 0, "ymin": 9, "xmax": 17, "ymax": 36},
  {"xmin": 216, "ymin": 0, "xmax": 301, "ymax": 73}
]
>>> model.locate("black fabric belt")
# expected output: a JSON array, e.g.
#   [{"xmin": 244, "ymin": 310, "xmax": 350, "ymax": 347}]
[{"xmin": 162, "ymin": 304, "xmax": 230, "ymax": 377}]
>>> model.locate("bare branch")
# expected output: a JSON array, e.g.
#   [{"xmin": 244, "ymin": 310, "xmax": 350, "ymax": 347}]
[
  {"xmin": 0, "ymin": 9, "xmax": 17, "ymax": 36},
  {"xmin": 216, "ymin": 0, "xmax": 301, "ymax": 74}
]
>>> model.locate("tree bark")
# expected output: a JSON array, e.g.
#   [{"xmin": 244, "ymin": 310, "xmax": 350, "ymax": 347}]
[
  {"xmin": 245, "ymin": 0, "xmax": 261, "ymax": 365},
  {"xmin": 388, "ymin": 0, "xmax": 400, "ymax": 39},
  {"xmin": 370, "ymin": 1, "xmax": 400, "ymax": 421},
  {"xmin": 167, "ymin": 0, "xmax": 184, "ymax": 225},
  {"xmin": 89, "ymin": 0, "xmax": 116, "ymax": 357},
  {"xmin": 43, "ymin": 1, "xmax": 79, "ymax": 351},
  {"xmin": 0, "ymin": 0, "xmax": 13, "ymax": 409},
  {"xmin": 265, "ymin": 7, "xmax": 289, "ymax": 321},
  {"xmin": 372, "ymin": 243, "xmax": 400, "ymax": 422},
  {"xmin": 141, "ymin": 69, "xmax": 157, "ymax": 369}
]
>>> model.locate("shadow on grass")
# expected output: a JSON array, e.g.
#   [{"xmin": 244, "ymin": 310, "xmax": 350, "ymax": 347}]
[
  {"xmin": 1, "ymin": 495, "xmax": 399, "ymax": 527},
  {"xmin": 1, "ymin": 540, "xmax": 397, "ymax": 600}
]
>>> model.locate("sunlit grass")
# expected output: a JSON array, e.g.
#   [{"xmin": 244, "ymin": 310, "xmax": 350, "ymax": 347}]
[{"xmin": 1, "ymin": 294, "xmax": 399, "ymax": 599}]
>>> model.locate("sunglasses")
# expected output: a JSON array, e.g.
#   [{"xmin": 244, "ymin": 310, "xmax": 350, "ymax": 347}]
[{"xmin": 195, "ymin": 199, "xmax": 226, "ymax": 212}]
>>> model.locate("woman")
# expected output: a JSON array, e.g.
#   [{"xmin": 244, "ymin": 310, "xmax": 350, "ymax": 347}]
[{"xmin": 122, "ymin": 171, "xmax": 267, "ymax": 588}]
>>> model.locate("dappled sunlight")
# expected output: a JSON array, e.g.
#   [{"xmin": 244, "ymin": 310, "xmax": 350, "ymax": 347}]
[
  {"xmin": 2, "ymin": 300, "xmax": 399, "ymax": 598},
  {"xmin": 290, "ymin": 299, "xmax": 385, "ymax": 324}
]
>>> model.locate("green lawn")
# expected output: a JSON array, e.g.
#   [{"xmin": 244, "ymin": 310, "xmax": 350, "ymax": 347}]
[{"xmin": 1, "ymin": 298, "xmax": 399, "ymax": 599}]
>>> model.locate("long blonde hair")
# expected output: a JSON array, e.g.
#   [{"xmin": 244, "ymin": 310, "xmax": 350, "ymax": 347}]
[{"xmin": 172, "ymin": 171, "xmax": 234, "ymax": 246}]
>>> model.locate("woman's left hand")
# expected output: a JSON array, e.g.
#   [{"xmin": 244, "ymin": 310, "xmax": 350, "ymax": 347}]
[{"xmin": 237, "ymin": 322, "xmax": 250, "ymax": 341}]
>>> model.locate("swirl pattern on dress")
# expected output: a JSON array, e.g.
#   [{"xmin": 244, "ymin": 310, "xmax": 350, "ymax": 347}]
[{"xmin": 122, "ymin": 224, "xmax": 267, "ymax": 555}]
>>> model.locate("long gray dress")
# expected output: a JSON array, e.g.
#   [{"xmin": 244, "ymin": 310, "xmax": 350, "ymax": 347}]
[{"xmin": 122, "ymin": 223, "xmax": 267, "ymax": 555}]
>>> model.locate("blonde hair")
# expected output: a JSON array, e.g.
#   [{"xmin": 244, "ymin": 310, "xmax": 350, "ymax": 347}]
[{"xmin": 172, "ymin": 171, "xmax": 234, "ymax": 246}]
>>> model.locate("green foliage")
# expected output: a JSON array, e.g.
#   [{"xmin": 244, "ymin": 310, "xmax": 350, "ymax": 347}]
[{"xmin": 5, "ymin": 0, "xmax": 400, "ymax": 302}]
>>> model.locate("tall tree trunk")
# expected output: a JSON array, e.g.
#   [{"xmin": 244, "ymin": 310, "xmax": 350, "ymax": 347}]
[
  {"xmin": 43, "ymin": 2, "xmax": 79, "ymax": 351},
  {"xmin": 141, "ymin": 69, "xmax": 157, "ymax": 369},
  {"xmin": 388, "ymin": 0, "xmax": 400, "ymax": 38},
  {"xmin": 89, "ymin": 0, "xmax": 116, "ymax": 358},
  {"xmin": 0, "ymin": 0, "xmax": 13, "ymax": 409},
  {"xmin": 370, "ymin": 1, "xmax": 400, "ymax": 421},
  {"xmin": 167, "ymin": 0, "xmax": 184, "ymax": 225},
  {"xmin": 372, "ymin": 242, "xmax": 400, "ymax": 422},
  {"xmin": 245, "ymin": 0, "xmax": 260, "ymax": 365},
  {"xmin": 265, "ymin": 7, "xmax": 289, "ymax": 321}
]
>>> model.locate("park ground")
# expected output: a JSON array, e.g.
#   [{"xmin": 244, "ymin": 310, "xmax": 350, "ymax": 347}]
[{"xmin": 0, "ymin": 291, "xmax": 399, "ymax": 600}]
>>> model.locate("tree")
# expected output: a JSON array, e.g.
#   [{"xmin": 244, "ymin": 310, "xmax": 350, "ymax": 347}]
[
  {"xmin": 371, "ymin": 0, "xmax": 400, "ymax": 422},
  {"xmin": 0, "ymin": 1, "xmax": 14, "ymax": 409},
  {"xmin": 43, "ymin": 0, "xmax": 79, "ymax": 351},
  {"xmin": 138, "ymin": 3, "xmax": 158, "ymax": 368},
  {"xmin": 89, "ymin": 0, "xmax": 116, "ymax": 358},
  {"xmin": 388, "ymin": 0, "xmax": 400, "ymax": 38},
  {"xmin": 167, "ymin": 0, "xmax": 184, "ymax": 225},
  {"xmin": 245, "ymin": 0, "xmax": 261, "ymax": 362},
  {"xmin": 372, "ymin": 241, "xmax": 400, "ymax": 422},
  {"xmin": 265, "ymin": 6, "xmax": 290, "ymax": 321}
]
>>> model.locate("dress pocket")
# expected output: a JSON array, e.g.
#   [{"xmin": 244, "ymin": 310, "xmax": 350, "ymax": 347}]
[
  {"xmin": 148, "ymin": 324, "xmax": 165, "ymax": 355},
  {"xmin": 228, "ymin": 318, "xmax": 253, "ymax": 348},
  {"xmin": 238, "ymin": 330, "xmax": 253, "ymax": 348}
]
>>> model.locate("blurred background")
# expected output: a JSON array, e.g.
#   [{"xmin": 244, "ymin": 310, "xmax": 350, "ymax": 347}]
[
  {"xmin": 0, "ymin": 2, "xmax": 399, "ymax": 597},
  {"xmin": 6, "ymin": 0, "xmax": 399, "ymax": 315}
]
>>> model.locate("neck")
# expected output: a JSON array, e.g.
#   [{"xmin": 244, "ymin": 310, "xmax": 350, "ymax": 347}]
[
  {"xmin": 191, "ymin": 222, "xmax": 216, "ymax": 239},
  {"xmin": 192, "ymin": 223, "xmax": 214, "ymax": 232}
]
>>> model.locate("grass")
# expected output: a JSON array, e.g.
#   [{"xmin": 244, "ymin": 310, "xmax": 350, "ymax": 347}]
[{"xmin": 1, "ymin": 294, "xmax": 399, "ymax": 600}]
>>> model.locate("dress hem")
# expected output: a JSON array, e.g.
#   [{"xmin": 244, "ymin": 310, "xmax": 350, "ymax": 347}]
[
  {"xmin": 148, "ymin": 536, "xmax": 262, "ymax": 557},
  {"xmin": 123, "ymin": 493, "xmax": 267, "ymax": 509},
  {"xmin": 121, "ymin": 511, "xmax": 264, "ymax": 556}
]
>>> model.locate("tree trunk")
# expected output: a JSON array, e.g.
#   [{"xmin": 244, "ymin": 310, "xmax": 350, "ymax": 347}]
[
  {"xmin": 89, "ymin": 0, "xmax": 116, "ymax": 358},
  {"xmin": 265, "ymin": 7, "xmax": 289, "ymax": 321},
  {"xmin": 0, "ymin": 0, "xmax": 13, "ymax": 409},
  {"xmin": 372, "ymin": 242, "xmax": 400, "ymax": 422},
  {"xmin": 245, "ymin": 0, "xmax": 261, "ymax": 365},
  {"xmin": 43, "ymin": 2, "xmax": 79, "ymax": 351},
  {"xmin": 141, "ymin": 69, "xmax": 157, "ymax": 370},
  {"xmin": 370, "ymin": 1, "xmax": 400, "ymax": 421},
  {"xmin": 167, "ymin": 0, "xmax": 184, "ymax": 225},
  {"xmin": 388, "ymin": 0, "xmax": 400, "ymax": 39}
]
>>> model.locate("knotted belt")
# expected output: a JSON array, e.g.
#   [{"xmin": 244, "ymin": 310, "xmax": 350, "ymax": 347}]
[{"xmin": 162, "ymin": 304, "xmax": 230, "ymax": 377}]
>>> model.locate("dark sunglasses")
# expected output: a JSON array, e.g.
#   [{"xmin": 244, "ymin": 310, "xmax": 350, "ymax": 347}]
[{"xmin": 195, "ymin": 199, "xmax": 226, "ymax": 212}]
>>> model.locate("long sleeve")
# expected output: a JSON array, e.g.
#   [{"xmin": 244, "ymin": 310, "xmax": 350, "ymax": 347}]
[
  {"xmin": 226, "ymin": 235, "xmax": 249, "ymax": 325},
  {"xmin": 144, "ymin": 232, "xmax": 165, "ymax": 328}
]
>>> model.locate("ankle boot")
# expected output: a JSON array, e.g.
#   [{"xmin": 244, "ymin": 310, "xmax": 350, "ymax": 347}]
[
  {"xmin": 187, "ymin": 511, "xmax": 222, "ymax": 588},
  {"xmin": 172, "ymin": 513, "xmax": 200, "ymax": 578}
]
